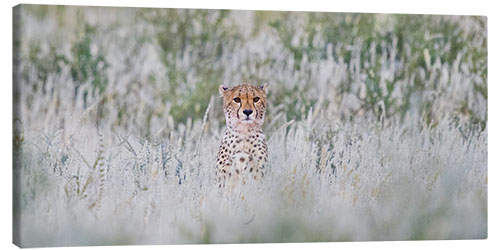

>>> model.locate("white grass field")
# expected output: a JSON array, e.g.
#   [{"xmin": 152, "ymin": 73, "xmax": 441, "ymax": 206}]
[{"xmin": 12, "ymin": 5, "xmax": 487, "ymax": 247}]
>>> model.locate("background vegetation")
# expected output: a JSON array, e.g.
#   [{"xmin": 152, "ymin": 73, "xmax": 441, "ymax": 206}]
[{"xmin": 13, "ymin": 5, "xmax": 487, "ymax": 247}]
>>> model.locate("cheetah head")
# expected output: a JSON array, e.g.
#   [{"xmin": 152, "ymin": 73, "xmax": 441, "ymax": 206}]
[{"xmin": 219, "ymin": 83, "xmax": 268, "ymax": 130}]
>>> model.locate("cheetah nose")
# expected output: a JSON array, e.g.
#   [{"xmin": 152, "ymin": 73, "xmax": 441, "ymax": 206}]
[{"xmin": 243, "ymin": 109, "xmax": 253, "ymax": 116}]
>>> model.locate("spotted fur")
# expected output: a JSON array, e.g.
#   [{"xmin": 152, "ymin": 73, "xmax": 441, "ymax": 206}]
[{"xmin": 216, "ymin": 83, "xmax": 268, "ymax": 188}]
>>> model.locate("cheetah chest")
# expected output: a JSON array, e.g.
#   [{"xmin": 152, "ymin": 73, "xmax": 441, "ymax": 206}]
[{"xmin": 216, "ymin": 128, "xmax": 268, "ymax": 185}]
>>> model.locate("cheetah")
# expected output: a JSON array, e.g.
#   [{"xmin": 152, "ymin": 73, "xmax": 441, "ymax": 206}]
[{"xmin": 216, "ymin": 83, "xmax": 268, "ymax": 188}]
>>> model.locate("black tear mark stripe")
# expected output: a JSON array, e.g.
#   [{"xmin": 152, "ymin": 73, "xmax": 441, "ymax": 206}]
[
  {"xmin": 236, "ymin": 93, "xmax": 241, "ymax": 119},
  {"xmin": 253, "ymin": 100, "xmax": 258, "ymax": 118},
  {"xmin": 236, "ymin": 102, "xmax": 241, "ymax": 119}
]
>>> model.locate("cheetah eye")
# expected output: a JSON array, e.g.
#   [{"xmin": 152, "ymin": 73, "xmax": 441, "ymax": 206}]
[
  {"xmin": 253, "ymin": 97, "xmax": 260, "ymax": 102},
  {"xmin": 233, "ymin": 97, "xmax": 241, "ymax": 103}
]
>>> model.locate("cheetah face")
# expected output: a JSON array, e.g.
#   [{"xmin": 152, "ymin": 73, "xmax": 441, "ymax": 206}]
[{"xmin": 219, "ymin": 83, "xmax": 268, "ymax": 130}]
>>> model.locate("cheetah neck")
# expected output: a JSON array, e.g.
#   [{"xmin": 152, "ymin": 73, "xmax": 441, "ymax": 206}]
[{"xmin": 228, "ymin": 124, "xmax": 263, "ymax": 136}]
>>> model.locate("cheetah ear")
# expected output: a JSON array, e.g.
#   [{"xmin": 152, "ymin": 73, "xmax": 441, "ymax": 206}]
[
  {"xmin": 219, "ymin": 85, "xmax": 229, "ymax": 95},
  {"xmin": 260, "ymin": 83, "xmax": 268, "ymax": 94}
]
